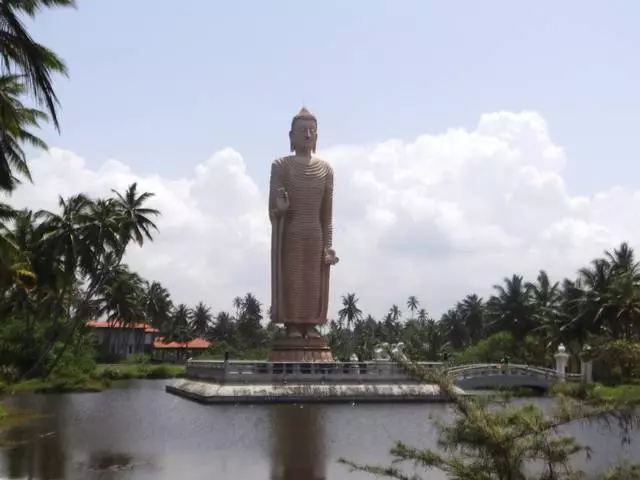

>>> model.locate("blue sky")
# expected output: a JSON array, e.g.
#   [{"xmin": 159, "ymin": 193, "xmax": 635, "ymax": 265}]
[
  {"xmin": 31, "ymin": 1, "xmax": 640, "ymax": 194},
  {"xmin": 16, "ymin": 1, "xmax": 640, "ymax": 314}
]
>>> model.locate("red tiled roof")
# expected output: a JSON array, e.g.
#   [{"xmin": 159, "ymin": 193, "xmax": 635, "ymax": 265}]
[
  {"xmin": 86, "ymin": 320, "xmax": 159, "ymax": 333},
  {"xmin": 153, "ymin": 337, "xmax": 211, "ymax": 349}
]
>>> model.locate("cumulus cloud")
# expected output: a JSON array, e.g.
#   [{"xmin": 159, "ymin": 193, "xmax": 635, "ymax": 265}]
[{"xmin": 10, "ymin": 111, "xmax": 639, "ymax": 318}]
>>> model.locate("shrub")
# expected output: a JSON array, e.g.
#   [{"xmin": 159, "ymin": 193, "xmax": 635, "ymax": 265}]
[
  {"xmin": 146, "ymin": 365, "xmax": 174, "ymax": 379},
  {"xmin": 453, "ymin": 332, "xmax": 515, "ymax": 365},
  {"xmin": 592, "ymin": 339, "xmax": 640, "ymax": 385},
  {"xmin": 124, "ymin": 354, "xmax": 151, "ymax": 365},
  {"xmin": 341, "ymin": 359, "xmax": 640, "ymax": 479}
]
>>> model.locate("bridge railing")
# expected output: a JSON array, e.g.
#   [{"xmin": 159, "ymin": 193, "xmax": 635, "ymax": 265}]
[{"xmin": 447, "ymin": 363, "xmax": 581, "ymax": 382}]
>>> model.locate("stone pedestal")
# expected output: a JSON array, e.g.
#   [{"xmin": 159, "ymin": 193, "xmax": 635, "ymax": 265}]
[
  {"xmin": 554, "ymin": 343, "xmax": 569, "ymax": 383},
  {"xmin": 580, "ymin": 344, "xmax": 593, "ymax": 384},
  {"xmin": 268, "ymin": 336, "xmax": 334, "ymax": 362}
]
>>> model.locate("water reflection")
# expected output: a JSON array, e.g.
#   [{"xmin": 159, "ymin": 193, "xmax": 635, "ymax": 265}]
[
  {"xmin": 270, "ymin": 406, "xmax": 326, "ymax": 480},
  {"xmin": 2, "ymin": 395, "xmax": 67, "ymax": 479},
  {"xmin": 1, "ymin": 392, "xmax": 157, "ymax": 480}
]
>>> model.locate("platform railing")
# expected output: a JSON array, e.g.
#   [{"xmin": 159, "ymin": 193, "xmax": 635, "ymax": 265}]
[{"xmin": 186, "ymin": 360, "xmax": 445, "ymax": 385}]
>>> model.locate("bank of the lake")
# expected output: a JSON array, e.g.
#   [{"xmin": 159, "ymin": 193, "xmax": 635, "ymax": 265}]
[
  {"xmin": 96, "ymin": 363, "xmax": 185, "ymax": 381},
  {"xmin": 0, "ymin": 364, "xmax": 186, "ymax": 396},
  {"xmin": 549, "ymin": 381, "xmax": 640, "ymax": 402}
]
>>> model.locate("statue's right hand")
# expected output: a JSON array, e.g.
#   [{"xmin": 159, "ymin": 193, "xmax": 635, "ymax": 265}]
[{"xmin": 276, "ymin": 187, "xmax": 290, "ymax": 212}]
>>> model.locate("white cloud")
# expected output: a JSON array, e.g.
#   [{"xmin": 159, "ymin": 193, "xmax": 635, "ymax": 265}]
[{"xmin": 10, "ymin": 111, "xmax": 640, "ymax": 318}]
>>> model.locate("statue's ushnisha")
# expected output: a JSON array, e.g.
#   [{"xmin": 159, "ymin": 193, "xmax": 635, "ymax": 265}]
[{"xmin": 268, "ymin": 107, "xmax": 338, "ymax": 362}]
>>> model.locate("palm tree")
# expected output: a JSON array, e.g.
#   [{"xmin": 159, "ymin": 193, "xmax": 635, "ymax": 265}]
[
  {"xmin": 78, "ymin": 198, "xmax": 122, "ymax": 275},
  {"xmin": 96, "ymin": 265, "xmax": 146, "ymax": 358},
  {"xmin": 38, "ymin": 193, "xmax": 92, "ymax": 281},
  {"xmin": 338, "ymin": 293, "xmax": 363, "ymax": 359},
  {"xmin": 99, "ymin": 266, "xmax": 146, "ymax": 326},
  {"xmin": 526, "ymin": 270, "xmax": 562, "ymax": 346},
  {"xmin": 606, "ymin": 242, "xmax": 639, "ymax": 276},
  {"xmin": 570, "ymin": 259, "xmax": 614, "ymax": 339},
  {"xmin": 458, "ymin": 294, "xmax": 485, "ymax": 344},
  {"xmin": 191, "ymin": 301, "xmax": 213, "ymax": 337},
  {"xmin": 144, "ymin": 281, "xmax": 173, "ymax": 330},
  {"xmin": 424, "ymin": 317, "xmax": 443, "ymax": 360},
  {"xmin": 170, "ymin": 304, "xmax": 193, "ymax": 343},
  {"xmin": 487, "ymin": 274, "xmax": 535, "ymax": 341},
  {"xmin": 236, "ymin": 292, "xmax": 264, "ymax": 349},
  {"xmin": 338, "ymin": 293, "xmax": 363, "ymax": 330},
  {"xmin": 25, "ymin": 186, "xmax": 160, "ymax": 377},
  {"xmin": 212, "ymin": 311, "xmax": 234, "ymax": 343},
  {"xmin": 111, "ymin": 183, "xmax": 160, "ymax": 248},
  {"xmin": 242, "ymin": 293, "xmax": 262, "ymax": 319},
  {"xmin": 602, "ymin": 271, "xmax": 640, "ymax": 340},
  {"xmin": 406, "ymin": 295, "xmax": 419, "ymax": 319},
  {"xmin": 0, "ymin": 75, "xmax": 48, "ymax": 191},
  {"xmin": 0, "ymin": 205, "xmax": 34, "ymax": 291},
  {"xmin": 417, "ymin": 308, "xmax": 428, "ymax": 325},
  {"xmin": 232, "ymin": 296, "xmax": 243, "ymax": 318},
  {"xmin": 389, "ymin": 304, "xmax": 402, "ymax": 322},
  {"xmin": 0, "ymin": 0, "xmax": 76, "ymax": 129},
  {"xmin": 440, "ymin": 308, "xmax": 468, "ymax": 350}
]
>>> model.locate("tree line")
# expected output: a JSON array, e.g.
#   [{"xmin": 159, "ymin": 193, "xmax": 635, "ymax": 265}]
[
  {"xmin": 115, "ymin": 237, "xmax": 640, "ymax": 387},
  {"xmin": 328, "ymin": 241, "xmax": 640, "ymax": 371}
]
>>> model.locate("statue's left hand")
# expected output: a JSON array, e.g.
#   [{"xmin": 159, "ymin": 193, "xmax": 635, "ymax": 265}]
[{"xmin": 324, "ymin": 248, "xmax": 339, "ymax": 266}]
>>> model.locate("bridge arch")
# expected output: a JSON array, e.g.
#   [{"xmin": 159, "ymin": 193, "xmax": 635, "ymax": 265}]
[{"xmin": 445, "ymin": 364, "xmax": 576, "ymax": 392}]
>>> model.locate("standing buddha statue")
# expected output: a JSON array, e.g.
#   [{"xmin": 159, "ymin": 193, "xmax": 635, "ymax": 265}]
[{"xmin": 268, "ymin": 107, "xmax": 338, "ymax": 361}]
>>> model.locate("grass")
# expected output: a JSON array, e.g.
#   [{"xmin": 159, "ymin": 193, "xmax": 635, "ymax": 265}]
[
  {"xmin": 0, "ymin": 363, "xmax": 186, "ymax": 397},
  {"xmin": 550, "ymin": 380, "xmax": 640, "ymax": 402},
  {"xmin": 96, "ymin": 363, "xmax": 185, "ymax": 380},
  {"xmin": 2, "ymin": 376, "xmax": 108, "ymax": 395},
  {"xmin": 592, "ymin": 383, "xmax": 640, "ymax": 401}
]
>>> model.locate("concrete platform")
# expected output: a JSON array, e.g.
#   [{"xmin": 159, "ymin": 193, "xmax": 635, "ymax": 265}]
[{"xmin": 166, "ymin": 379, "xmax": 464, "ymax": 404}]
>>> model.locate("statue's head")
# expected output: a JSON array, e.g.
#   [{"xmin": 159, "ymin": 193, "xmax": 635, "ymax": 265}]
[{"xmin": 289, "ymin": 107, "xmax": 318, "ymax": 154}]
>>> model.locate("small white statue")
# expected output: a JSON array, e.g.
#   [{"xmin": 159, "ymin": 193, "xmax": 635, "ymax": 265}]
[
  {"xmin": 391, "ymin": 342, "xmax": 408, "ymax": 361},
  {"xmin": 374, "ymin": 343, "xmax": 391, "ymax": 362}
]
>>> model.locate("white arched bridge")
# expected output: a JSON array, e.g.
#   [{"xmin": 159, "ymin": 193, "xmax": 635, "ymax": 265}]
[{"xmin": 445, "ymin": 363, "xmax": 581, "ymax": 391}]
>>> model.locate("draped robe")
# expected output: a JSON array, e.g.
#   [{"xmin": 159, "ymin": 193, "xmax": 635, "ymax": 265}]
[{"xmin": 269, "ymin": 156, "xmax": 334, "ymax": 325}]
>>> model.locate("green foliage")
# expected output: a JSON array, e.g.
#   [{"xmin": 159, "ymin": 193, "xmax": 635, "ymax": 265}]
[
  {"xmin": 342, "ymin": 361, "xmax": 640, "ymax": 479},
  {"xmin": 96, "ymin": 364, "xmax": 184, "ymax": 380},
  {"xmin": 591, "ymin": 339, "xmax": 640, "ymax": 385},
  {"xmin": 549, "ymin": 381, "xmax": 596, "ymax": 400},
  {"xmin": 49, "ymin": 334, "xmax": 96, "ymax": 377},
  {"xmin": 0, "ymin": 182, "xmax": 161, "ymax": 381},
  {"xmin": 123, "ymin": 354, "xmax": 151, "ymax": 365},
  {"xmin": 453, "ymin": 332, "xmax": 515, "ymax": 364}
]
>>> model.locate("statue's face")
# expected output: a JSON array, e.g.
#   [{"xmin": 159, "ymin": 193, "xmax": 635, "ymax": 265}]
[{"xmin": 290, "ymin": 118, "xmax": 317, "ymax": 152}]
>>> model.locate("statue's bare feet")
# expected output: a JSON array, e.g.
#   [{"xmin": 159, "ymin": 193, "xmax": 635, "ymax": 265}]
[
  {"xmin": 287, "ymin": 325, "xmax": 303, "ymax": 338},
  {"xmin": 306, "ymin": 327, "xmax": 321, "ymax": 338}
]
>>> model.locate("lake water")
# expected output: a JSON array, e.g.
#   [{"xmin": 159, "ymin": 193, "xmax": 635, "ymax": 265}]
[{"xmin": 0, "ymin": 380, "xmax": 638, "ymax": 479}]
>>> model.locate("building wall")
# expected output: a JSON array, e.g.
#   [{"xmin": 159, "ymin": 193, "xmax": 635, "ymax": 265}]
[{"xmin": 92, "ymin": 328, "xmax": 150, "ymax": 359}]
